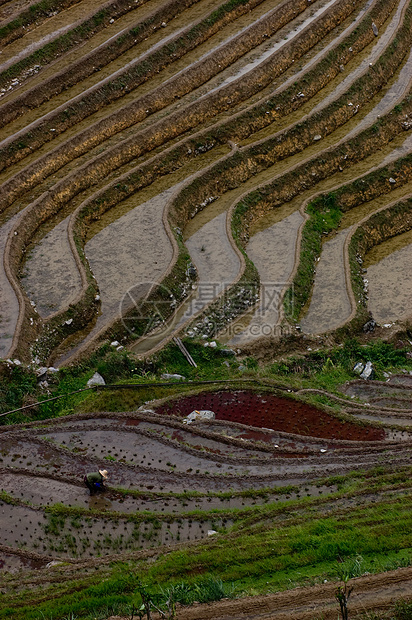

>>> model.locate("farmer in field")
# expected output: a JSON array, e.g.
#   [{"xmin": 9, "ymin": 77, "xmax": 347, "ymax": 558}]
[{"xmin": 84, "ymin": 469, "xmax": 108, "ymax": 495}]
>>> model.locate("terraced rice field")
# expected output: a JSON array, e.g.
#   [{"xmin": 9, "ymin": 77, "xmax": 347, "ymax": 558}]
[
  {"xmin": 1, "ymin": 0, "xmax": 412, "ymax": 611},
  {"xmin": 0, "ymin": 0, "xmax": 411, "ymax": 365},
  {"xmin": 1, "ymin": 380, "xmax": 412, "ymax": 574}
]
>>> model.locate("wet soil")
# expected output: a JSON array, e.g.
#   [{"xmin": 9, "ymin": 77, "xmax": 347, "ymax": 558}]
[{"xmin": 154, "ymin": 390, "xmax": 385, "ymax": 441}]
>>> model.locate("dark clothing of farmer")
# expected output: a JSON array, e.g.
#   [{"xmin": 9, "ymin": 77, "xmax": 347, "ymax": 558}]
[{"xmin": 84, "ymin": 469, "xmax": 108, "ymax": 495}]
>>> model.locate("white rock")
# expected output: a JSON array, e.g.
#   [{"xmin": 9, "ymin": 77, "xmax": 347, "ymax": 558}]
[
  {"xmin": 35, "ymin": 367, "xmax": 48, "ymax": 377},
  {"xmin": 161, "ymin": 373, "xmax": 186, "ymax": 381},
  {"xmin": 209, "ymin": 341, "xmax": 217, "ymax": 348},
  {"xmin": 116, "ymin": 346, "xmax": 124, "ymax": 351},
  {"xmin": 313, "ymin": 134, "xmax": 322, "ymax": 141},
  {"xmin": 13, "ymin": 359, "xmax": 22, "ymax": 366},
  {"xmin": 360, "ymin": 361, "xmax": 374, "ymax": 380},
  {"xmin": 353, "ymin": 362, "xmax": 365, "ymax": 375},
  {"xmin": 208, "ymin": 530, "xmax": 218, "ymax": 536},
  {"xmin": 183, "ymin": 410, "xmax": 215, "ymax": 424},
  {"xmin": 389, "ymin": 177, "xmax": 396, "ymax": 184},
  {"xmin": 110, "ymin": 341, "xmax": 120, "ymax": 347},
  {"xmin": 87, "ymin": 372, "xmax": 106, "ymax": 387},
  {"xmin": 65, "ymin": 318, "xmax": 73, "ymax": 325}
]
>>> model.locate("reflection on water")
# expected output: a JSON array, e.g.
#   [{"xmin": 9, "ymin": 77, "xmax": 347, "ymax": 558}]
[{"xmin": 89, "ymin": 493, "xmax": 113, "ymax": 511}]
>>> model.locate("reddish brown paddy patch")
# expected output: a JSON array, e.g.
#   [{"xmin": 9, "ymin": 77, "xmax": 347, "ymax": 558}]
[{"xmin": 155, "ymin": 390, "xmax": 385, "ymax": 441}]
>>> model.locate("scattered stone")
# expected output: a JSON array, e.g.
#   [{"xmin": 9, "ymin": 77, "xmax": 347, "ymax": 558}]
[
  {"xmin": 209, "ymin": 341, "xmax": 217, "ymax": 348},
  {"xmin": 45, "ymin": 560, "xmax": 65, "ymax": 569},
  {"xmin": 360, "ymin": 361, "xmax": 374, "ymax": 380},
  {"xmin": 87, "ymin": 372, "xmax": 106, "ymax": 387},
  {"xmin": 110, "ymin": 341, "xmax": 120, "ymax": 347},
  {"xmin": 48, "ymin": 367, "xmax": 59, "ymax": 373},
  {"xmin": 389, "ymin": 177, "xmax": 396, "ymax": 184},
  {"xmin": 35, "ymin": 367, "xmax": 48, "ymax": 378},
  {"xmin": 207, "ymin": 530, "xmax": 218, "ymax": 536},
  {"xmin": 372, "ymin": 22, "xmax": 378, "ymax": 36},
  {"xmin": 183, "ymin": 410, "xmax": 215, "ymax": 424},
  {"xmin": 65, "ymin": 318, "xmax": 73, "ymax": 325},
  {"xmin": 313, "ymin": 134, "xmax": 322, "ymax": 141},
  {"xmin": 363, "ymin": 319, "xmax": 376, "ymax": 333},
  {"xmin": 116, "ymin": 346, "xmax": 124, "ymax": 351},
  {"xmin": 161, "ymin": 373, "xmax": 186, "ymax": 381},
  {"xmin": 219, "ymin": 348, "xmax": 236, "ymax": 357},
  {"xmin": 13, "ymin": 359, "xmax": 22, "ymax": 366},
  {"xmin": 353, "ymin": 362, "xmax": 365, "ymax": 375},
  {"xmin": 138, "ymin": 407, "xmax": 155, "ymax": 414}
]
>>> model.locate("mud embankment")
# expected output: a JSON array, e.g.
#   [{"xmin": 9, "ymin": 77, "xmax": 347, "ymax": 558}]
[
  {"xmin": 0, "ymin": 0, "xmax": 263, "ymax": 129},
  {"xmin": 0, "ymin": 0, "xmax": 154, "ymax": 92}
]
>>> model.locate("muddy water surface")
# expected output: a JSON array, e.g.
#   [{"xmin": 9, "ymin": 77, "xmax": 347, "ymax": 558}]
[
  {"xmin": 0, "ymin": 214, "xmax": 19, "ymax": 358},
  {"xmin": 85, "ymin": 186, "xmax": 174, "ymax": 311},
  {"xmin": 185, "ymin": 212, "xmax": 240, "ymax": 309},
  {"xmin": 205, "ymin": 0, "xmax": 337, "ymax": 96},
  {"xmin": 300, "ymin": 228, "xmax": 352, "ymax": 334},
  {"xmin": 55, "ymin": 186, "xmax": 175, "ymax": 364},
  {"xmin": 366, "ymin": 238, "xmax": 412, "ymax": 324},
  {"xmin": 21, "ymin": 216, "xmax": 82, "ymax": 318},
  {"xmin": 227, "ymin": 210, "xmax": 303, "ymax": 345}
]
